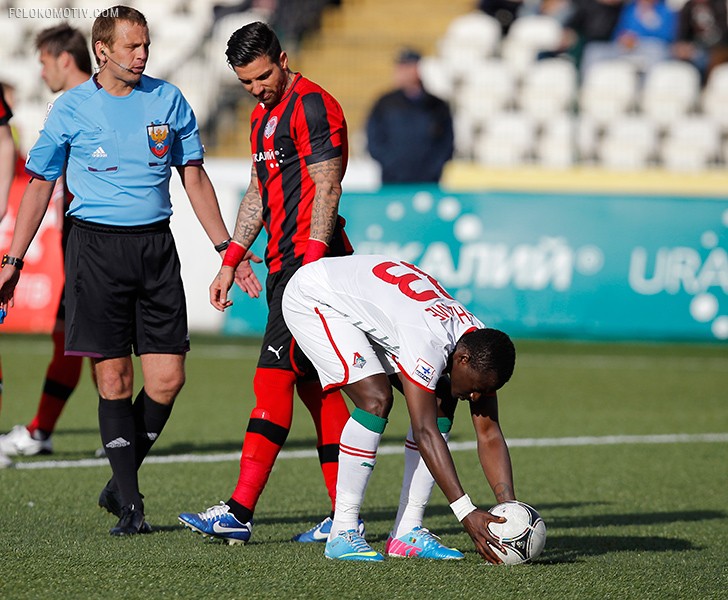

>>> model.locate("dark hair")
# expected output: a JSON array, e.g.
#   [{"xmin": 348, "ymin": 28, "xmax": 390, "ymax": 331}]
[
  {"xmin": 226, "ymin": 21, "xmax": 282, "ymax": 68},
  {"xmin": 36, "ymin": 24, "xmax": 93, "ymax": 76},
  {"xmin": 457, "ymin": 328, "xmax": 516, "ymax": 388},
  {"xmin": 91, "ymin": 5, "xmax": 147, "ymax": 65}
]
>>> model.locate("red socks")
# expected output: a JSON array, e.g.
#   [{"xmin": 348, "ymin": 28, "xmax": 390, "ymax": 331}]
[
  {"xmin": 297, "ymin": 380, "xmax": 350, "ymax": 512},
  {"xmin": 230, "ymin": 368, "xmax": 296, "ymax": 512},
  {"xmin": 28, "ymin": 329, "xmax": 83, "ymax": 436}
]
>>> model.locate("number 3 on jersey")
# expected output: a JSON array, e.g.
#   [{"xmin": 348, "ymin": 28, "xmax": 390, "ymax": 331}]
[{"xmin": 372, "ymin": 261, "xmax": 454, "ymax": 303}]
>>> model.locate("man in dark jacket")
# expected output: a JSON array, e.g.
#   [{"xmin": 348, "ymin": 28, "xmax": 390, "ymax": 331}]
[{"xmin": 366, "ymin": 48, "xmax": 454, "ymax": 185}]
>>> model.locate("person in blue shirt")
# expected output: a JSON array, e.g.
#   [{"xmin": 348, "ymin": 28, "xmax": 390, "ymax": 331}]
[
  {"xmin": 581, "ymin": 0, "xmax": 678, "ymax": 75},
  {"xmin": 0, "ymin": 5, "xmax": 258, "ymax": 536}
]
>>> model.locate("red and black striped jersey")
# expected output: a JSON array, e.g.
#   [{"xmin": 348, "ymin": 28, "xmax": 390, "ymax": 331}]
[
  {"xmin": 250, "ymin": 73, "xmax": 352, "ymax": 273},
  {"xmin": 0, "ymin": 84, "xmax": 12, "ymax": 126}
]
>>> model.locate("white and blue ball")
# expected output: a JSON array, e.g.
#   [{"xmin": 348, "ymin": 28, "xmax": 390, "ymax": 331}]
[{"xmin": 487, "ymin": 500, "xmax": 546, "ymax": 565}]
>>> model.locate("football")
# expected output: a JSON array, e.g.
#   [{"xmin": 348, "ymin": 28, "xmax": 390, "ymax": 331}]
[{"xmin": 487, "ymin": 500, "xmax": 547, "ymax": 565}]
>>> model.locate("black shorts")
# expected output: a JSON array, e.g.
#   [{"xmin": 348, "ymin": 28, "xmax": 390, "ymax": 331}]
[
  {"xmin": 64, "ymin": 218, "xmax": 189, "ymax": 358},
  {"xmin": 258, "ymin": 266, "xmax": 315, "ymax": 378},
  {"xmin": 55, "ymin": 215, "xmax": 73, "ymax": 322}
]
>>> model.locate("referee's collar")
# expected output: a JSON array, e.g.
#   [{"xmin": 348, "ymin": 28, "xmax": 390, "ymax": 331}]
[{"xmin": 92, "ymin": 73, "xmax": 143, "ymax": 92}]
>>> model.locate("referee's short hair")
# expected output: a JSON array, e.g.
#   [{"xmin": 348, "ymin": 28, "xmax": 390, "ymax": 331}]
[
  {"xmin": 226, "ymin": 21, "xmax": 282, "ymax": 69},
  {"xmin": 91, "ymin": 5, "xmax": 147, "ymax": 65},
  {"xmin": 36, "ymin": 23, "xmax": 93, "ymax": 76}
]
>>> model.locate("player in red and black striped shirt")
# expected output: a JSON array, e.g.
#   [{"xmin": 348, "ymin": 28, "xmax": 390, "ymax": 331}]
[
  {"xmin": 179, "ymin": 22, "xmax": 355, "ymax": 544},
  {"xmin": 0, "ymin": 83, "xmax": 14, "ymax": 224},
  {"xmin": 0, "ymin": 83, "xmax": 17, "ymax": 468}
]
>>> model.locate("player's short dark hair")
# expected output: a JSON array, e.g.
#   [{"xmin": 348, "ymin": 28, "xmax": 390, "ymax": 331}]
[
  {"xmin": 91, "ymin": 5, "xmax": 147, "ymax": 65},
  {"xmin": 36, "ymin": 24, "xmax": 93, "ymax": 76},
  {"xmin": 457, "ymin": 328, "xmax": 516, "ymax": 388},
  {"xmin": 226, "ymin": 21, "xmax": 282, "ymax": 68}
]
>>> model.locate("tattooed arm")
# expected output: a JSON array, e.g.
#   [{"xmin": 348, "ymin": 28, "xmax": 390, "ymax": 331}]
[
  {"xmin": 210, "ymin": 165, "xmax": 264, "ymax": 309},
  {"xmin": 232, "ymin": 165, "xmax": 265, "ymax": 249},
  {"xmin": 470, "ymin": 393, "xmax": 516, "ymax": 504},
  {"xmin": 304, "ymin": 156, "xmax": 343, "ymax": 263}
]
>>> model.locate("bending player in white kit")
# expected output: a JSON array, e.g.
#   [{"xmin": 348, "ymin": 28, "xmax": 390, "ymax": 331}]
[{"xmin": 273, "ymin": 254, "xmax": 517, "ymax": 563}]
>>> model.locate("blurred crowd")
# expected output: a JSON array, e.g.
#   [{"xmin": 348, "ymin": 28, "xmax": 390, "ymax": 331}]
[{"xmin": 479, "ymin": 0, "xmax": 728, "ymax": 82}]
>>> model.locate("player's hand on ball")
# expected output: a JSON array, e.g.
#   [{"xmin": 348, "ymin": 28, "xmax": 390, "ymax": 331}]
[{"xmin": 462, "ymin": 508, "xmax": 506, "ymax": 564}]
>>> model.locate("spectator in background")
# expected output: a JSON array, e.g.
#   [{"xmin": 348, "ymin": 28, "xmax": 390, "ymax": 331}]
[
  {"xmin": 672, "ymin": 0, "xmax": 728, "ymax": 83},
  {"xmin": 478, "ymin": 0, "xmax": 522, "ymax": 35},
  {"xmin": 366, "ymin": 49, "xmax": 454, "ymax": 185},
  {"xmin": 580, "ymin": 0, "xmax": 678, "ymax": 76},
  {"xmin": 543, "ymin": 0, "xmax": 624, "ymax": 72},
  {"xmin": 0, "ymin": 24, "xmax": 95, "ymax": 460},
  {"xmin": 519, "ymin": 0, "xmax": 572, "ymax": 23}
]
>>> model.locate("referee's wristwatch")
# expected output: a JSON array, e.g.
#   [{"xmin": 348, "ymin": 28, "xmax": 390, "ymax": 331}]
[
  {"xmin": 214, "ymin": 238, "xmax": 232, "ymax": 253},
  {"xmin": 1, "ymin": 255, "xmax": 24, "ymax": 270}
]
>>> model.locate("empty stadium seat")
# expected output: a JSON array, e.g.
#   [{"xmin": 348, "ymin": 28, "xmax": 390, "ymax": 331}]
[
  {"xmin": 500, "ymin": 15, "xmax": 563, "ymax": 75},
  {"xmin": 438, "ymin": 12, "xmax": 502, "ymax": 80},
  {"xmin": 473, "ymin": 112, "xmax": 536, "ymax": 167},
  {"xmin": 580, "ymin": 60, "xmax": 640, "ymax": 125},
  {"xmin": 519, "ymin": 58, "xmax": 578, "ymax": 122},
  {"xmin": 598, "ymin": 116, "xmax": 658, "ymax": 170},
  {"xmin": 536, "ymin": 115, "xmax": 577, "ymax": 168},
  {"xmin": 418, "ymin": 56, "xmax": 456, "ymax": 102},
  {"xmin": 640, "ymin": 60, "xmax": 701, "ymax": 128},
  {"xmin": 576, "ymin": 115, "xmax": 601, "ymax": 164},
  {"xmin": 455, "ymin": 59, "xmax": 517, "ymax": 126},
  {"xmin": 660, "ymin": 115, "xmax": 722, "ymax": 171},
  {"xmin": 701, "ymin": 63, "xmax": 728, "ymax": 130}
]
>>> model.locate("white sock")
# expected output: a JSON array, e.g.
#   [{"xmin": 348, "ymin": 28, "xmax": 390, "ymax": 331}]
[
  {"xmin": 330, "ymin": 409, "xmax": 386, "ymax": 540},
  {"xmin": 391, "ymin": 424, "xmax": 450, "ymax": 539}
]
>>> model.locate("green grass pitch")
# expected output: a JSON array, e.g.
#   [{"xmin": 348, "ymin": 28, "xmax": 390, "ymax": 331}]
[{"xmin": 0, "ymin": 334, "xmax": 726, "ymax": 599}]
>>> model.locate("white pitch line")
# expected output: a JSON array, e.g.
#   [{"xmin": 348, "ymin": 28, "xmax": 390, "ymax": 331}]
[{"xmin": 9, "ymin": 432, "xmax": 728, "ymax": 471}]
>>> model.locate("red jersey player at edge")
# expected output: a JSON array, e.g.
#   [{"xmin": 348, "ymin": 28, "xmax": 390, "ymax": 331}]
[{"xmin": 178, "ymin": 21, "xmax": 356, "ymax": 545}]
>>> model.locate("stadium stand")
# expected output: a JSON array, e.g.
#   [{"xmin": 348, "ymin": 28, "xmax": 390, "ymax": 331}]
[{"xmin": 1, "ymin": 0, "xmax": 727, "ymax": 171}]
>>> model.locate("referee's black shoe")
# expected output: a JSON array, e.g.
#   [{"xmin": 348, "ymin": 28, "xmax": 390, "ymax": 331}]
[
  {"xmin": 110, "ymin": 504, "xmax": 152, "ymax": 536},
  {"xmin": 99, "ymin": 479, "xmax": 144, "ymax": 518}
]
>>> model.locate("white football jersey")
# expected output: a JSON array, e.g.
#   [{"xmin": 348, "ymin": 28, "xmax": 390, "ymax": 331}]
[{"xmin": 286, "ymin": 255, "xmax": 484, "ymax": 391}]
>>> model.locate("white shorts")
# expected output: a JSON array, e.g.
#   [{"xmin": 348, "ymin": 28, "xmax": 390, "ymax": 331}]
[{"xmin": 282, "ymin": 265, "xmax": 396, "ymax": 391}]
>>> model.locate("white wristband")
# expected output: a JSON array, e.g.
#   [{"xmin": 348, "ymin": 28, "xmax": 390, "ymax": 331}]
[{"xmin": 450, "ymin": 494, "xmax": 477, "ymax": 522}]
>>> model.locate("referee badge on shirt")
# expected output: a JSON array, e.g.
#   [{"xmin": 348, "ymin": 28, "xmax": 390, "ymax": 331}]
[{"xmin": 147, "ymin": 123, "xmax": 170, "ymax": 159}]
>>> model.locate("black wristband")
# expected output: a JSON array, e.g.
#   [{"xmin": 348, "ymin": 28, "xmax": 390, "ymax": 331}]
[
  {"xmin": 1, "ymin": 255, "xmax": 24, "ymax": 270},
  {"xmin": 214, "ymin": 238, "xmax": 232, "ymax": 253}
]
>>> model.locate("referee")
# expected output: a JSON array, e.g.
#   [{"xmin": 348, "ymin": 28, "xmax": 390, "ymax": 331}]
[{"xmin": 0, "ymin": 6, "xmax": 239, "ymax": 535}]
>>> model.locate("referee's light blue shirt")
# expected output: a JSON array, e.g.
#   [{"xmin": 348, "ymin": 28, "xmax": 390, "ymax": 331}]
[{"xmin": 25, "ymin": 75, "xmax": 203, "ymax": 226}]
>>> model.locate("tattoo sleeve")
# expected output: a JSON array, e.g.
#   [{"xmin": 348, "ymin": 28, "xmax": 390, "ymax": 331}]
[
  {"xmin": 233, "ymin": 166, "xmax": 264, "ymax": 248},
  {"xmin": 306, "ymin": 156, "xmax": 343, "ymax": 243}
]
